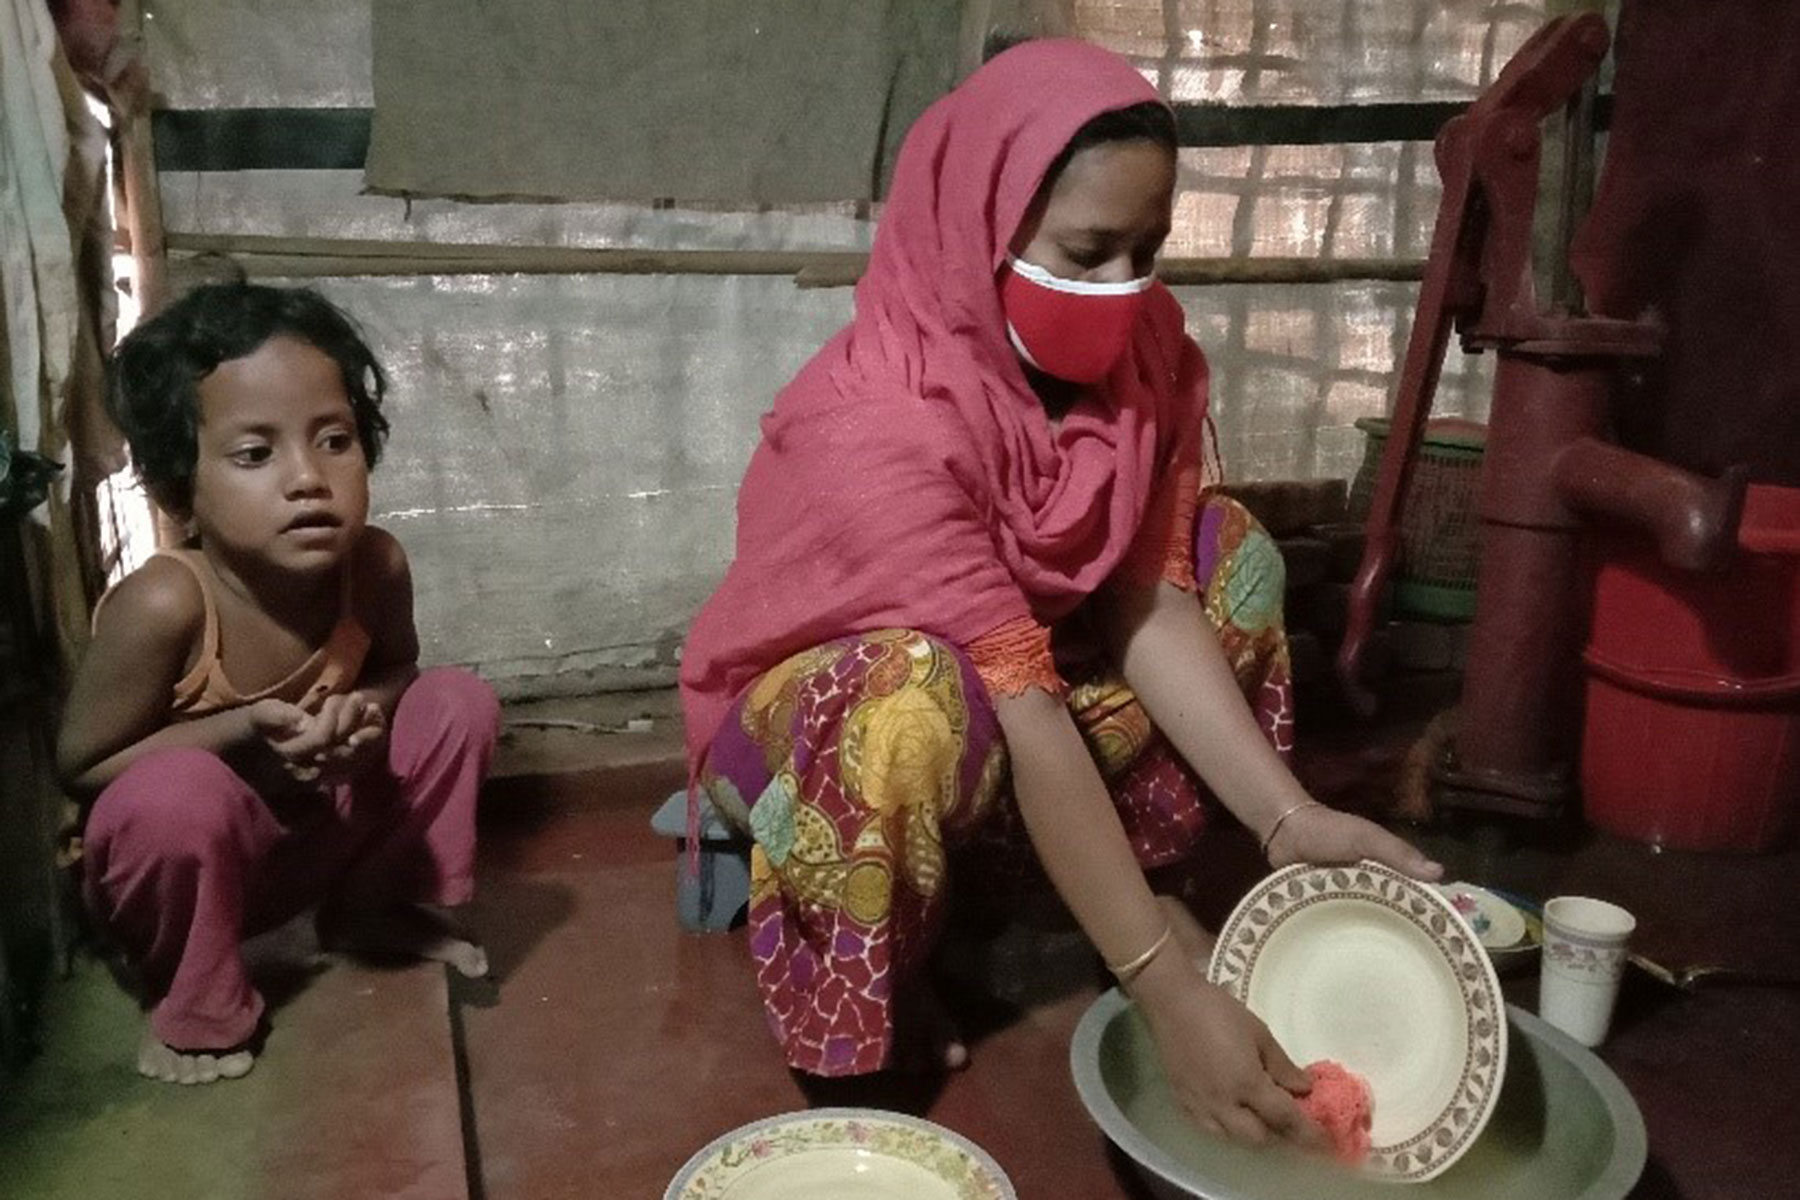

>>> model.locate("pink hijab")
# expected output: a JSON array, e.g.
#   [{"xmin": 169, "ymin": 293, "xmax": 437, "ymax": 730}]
[{"xmin": 680, "ymin": 39, "xmax": 1207, "ymax": 768}]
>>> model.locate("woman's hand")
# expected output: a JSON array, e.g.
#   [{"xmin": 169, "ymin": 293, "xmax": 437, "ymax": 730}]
[
  {"xmin": 1128, "ymin": 949, "xmax": 1326, "ymax": 1148},
  {"xmin": 1265, "ymin": 801, "xmax": 1442, "ymax": 881}
]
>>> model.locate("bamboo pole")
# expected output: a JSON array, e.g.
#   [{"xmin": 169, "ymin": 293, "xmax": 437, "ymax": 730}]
[
  {"xmin": 166, "ymin": 232, "xmax": 1424, "ymax": 289},
  {"xmin": 1161, "ymin": 257, "xmax": 1425, "ymax": 285},
  {"xmin": 797, "ymin": 256, "xmax": 1427, "ymax": 289},
  {"xmin": 112, "ymin": 2, "xmax": 187, "ymax": 552},
  {"xmin": 114, "ymin": 3, "xmax": 169, "ymax": 318},
  {"xmin": 116, "ymin": 113, "xmax": 170, "ymax": 315},
  {"xmin": 166, "ymin": 233, "xmax": 869, "ymax": 283}
]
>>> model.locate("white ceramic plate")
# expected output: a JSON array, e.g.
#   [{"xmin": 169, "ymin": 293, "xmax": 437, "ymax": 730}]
[
  {"xmin": 1207, "ymin": 861, "xmax": 1507, "ymax": 1183},
  {"xmin": 664, "ymin": 1108, "xmax": 1017, "ymax": 1200}
]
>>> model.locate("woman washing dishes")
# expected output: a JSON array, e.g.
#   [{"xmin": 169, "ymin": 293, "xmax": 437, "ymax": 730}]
[{"xmin": 679, "ymin": 38, "xmax": 1441, "ymax": 1147}]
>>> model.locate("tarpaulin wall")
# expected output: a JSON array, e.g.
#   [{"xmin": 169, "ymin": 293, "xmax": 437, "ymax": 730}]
[{"xmin": 138, "ymin": 0, "xmax": 1573, "ymax": 697}]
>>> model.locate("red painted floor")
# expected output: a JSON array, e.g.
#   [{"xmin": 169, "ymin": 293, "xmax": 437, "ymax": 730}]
[
  {"xmin": 14, "ymin": 701, "xmax": 1793, "ymax": 1198},
  {"xmin": 456, "ymin": 722, "xmax": 1800, "ymax": 1200},
  {"xmin": 457, "ymin": 708, "xmax": 1800, "ymax": 1200},
  {"xmin": 463, "ymin": 796, "xmax": 1156, "ymax": 1199}
]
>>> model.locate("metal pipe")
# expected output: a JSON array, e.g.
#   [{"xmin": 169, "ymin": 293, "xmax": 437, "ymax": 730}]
[{"xmin": 1554, "ymin": 437, "xmax": 1749, "ymax": 572}]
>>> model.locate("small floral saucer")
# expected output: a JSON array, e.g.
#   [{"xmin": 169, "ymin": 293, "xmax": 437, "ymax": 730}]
[
  {"xmin": 1436, "ymin": 882, "xmax": 1540, "ymax": 972},
  {"xmin": 664, "ymin": 1108, "xmax": 1016, "ymax": 1200}
]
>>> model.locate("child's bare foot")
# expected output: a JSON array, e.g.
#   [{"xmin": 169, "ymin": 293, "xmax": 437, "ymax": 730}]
[
  {"xmin": 1158, "ymin": 894, "xmax": 1217, "ymax": 969},
  {"xmin": 137, "ymin": 1027, "xmax": 255, "ymax": 1085},
  {"xmin": 323, "ymin": 902, "xmax": 489, "ymax": 978}
]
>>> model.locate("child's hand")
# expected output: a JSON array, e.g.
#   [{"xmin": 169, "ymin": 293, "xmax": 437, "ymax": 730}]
[
  {"xmin": 247, "ymin": 698, "xmax": 323, "ymax": 784},
  {"xmin": 1129, "ymin": 953, "xmax": 1328, "ymax": 1149},
  {"xmin": 1265, "ymin": 801, "xmax": 1443, "ymax": 882},
  {"xmin": 248, "ymin": 694, "xmax": 386, "ymax": 788},
  {"xmin": 307, "ymin": 692, "xmax": 387, "ymax": 786}
]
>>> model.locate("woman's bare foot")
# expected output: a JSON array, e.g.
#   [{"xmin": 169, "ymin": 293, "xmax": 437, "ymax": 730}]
[
  {"xmin": 137, "ymin": 1027, "xmax": 255, "ymax": 1085},
  {"xmin": 322, "ymin": 902, "xmax": 489, "ymax": 978},
  {"xmin": 1157, "ymin": 894, "xmax": 1217, "ymax": 970}
]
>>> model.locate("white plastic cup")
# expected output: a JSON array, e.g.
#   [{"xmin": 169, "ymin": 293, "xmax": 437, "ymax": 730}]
[{"xmin": 1539, "ymin": 896, "xmax": 1637, "ymax": 1047}]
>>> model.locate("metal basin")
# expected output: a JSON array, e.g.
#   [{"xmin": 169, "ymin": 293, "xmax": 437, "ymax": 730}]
[{"xmin": 1070, "ymin": 990, "xmax": 1646, "ymax": 1198}]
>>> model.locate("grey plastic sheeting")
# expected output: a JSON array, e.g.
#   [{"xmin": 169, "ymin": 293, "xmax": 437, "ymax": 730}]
[
  {"xmin": 144, "ymin": 0, "xmax": 372, "ymax": 108},
  {"xmin": 277, "ymin": 273, "xmax": 853, "ymax": 696},
  {"xmin": 1087, "ymin": 0, "xmax": 1580, "ymax": 103},
  {"xmin": 141, "ymin": 0, "xmax": 1538, "ymax": 693},
  {"xmin": 141, "ymin": 0, "xmax": 1585, "ymax": 111},
  {"xmin": 157, "ymin": 170, "xmax": 875, "ymax": 254},
  {"xmin": 265, "ymin": 271, "xmax": 1489, "ymax": 697}
]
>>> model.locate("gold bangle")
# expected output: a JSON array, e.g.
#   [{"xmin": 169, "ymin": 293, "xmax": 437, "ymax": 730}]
[
  {"xmin": 1107, "ymin": 922, "xmax": 1174, "ymax": 986},
  {"xmin": 1260, "ymin": 799, "xmax": 1324, "ymax": 860}
]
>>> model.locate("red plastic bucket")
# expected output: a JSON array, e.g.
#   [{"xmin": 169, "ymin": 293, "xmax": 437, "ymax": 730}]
[{"xmin": 1581, "ymin": 484, "xmax": 1800, "ymax": 851}]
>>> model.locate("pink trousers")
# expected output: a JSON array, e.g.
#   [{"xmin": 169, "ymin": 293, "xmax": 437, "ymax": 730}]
[{"xmin": 82, "ymin": 667, "xmax": 499, "ymax": 1050}]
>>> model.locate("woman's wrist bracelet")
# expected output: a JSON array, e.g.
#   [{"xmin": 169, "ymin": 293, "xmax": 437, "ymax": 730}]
[
  {"xmin": 1107, "ymin": 922, "xmax": 1174, "ymax": 986},
  {"xmin": 1260, "ymin": 799, "xmax": 1324, "ymax": 860}
]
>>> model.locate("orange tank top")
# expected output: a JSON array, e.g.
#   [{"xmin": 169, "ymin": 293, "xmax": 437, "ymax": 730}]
[{"xmin": 144, "ymin": 549, "xmax": 371, "ymax": 720}]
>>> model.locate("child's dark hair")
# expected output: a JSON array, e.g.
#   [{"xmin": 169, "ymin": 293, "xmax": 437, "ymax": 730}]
[{"xmin": 107, "ymin": 283, "xmax": 390, "ymax": 513}]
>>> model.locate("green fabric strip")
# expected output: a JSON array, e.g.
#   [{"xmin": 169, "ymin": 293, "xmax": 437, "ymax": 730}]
[{"xmin": 152, "ymin": 108, "xmax": 371, "ymax": 172}]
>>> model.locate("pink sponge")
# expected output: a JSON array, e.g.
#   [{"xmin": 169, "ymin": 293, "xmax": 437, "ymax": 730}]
[{"xmin": 1297, "ymin": 1060, "xmax": 1374, "ymax": 1165}]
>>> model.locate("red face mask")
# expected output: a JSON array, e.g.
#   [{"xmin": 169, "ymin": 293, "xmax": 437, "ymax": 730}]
[{"xmin": 1001, "ymin": 255, "xmax": 1154, "ymax": 384}]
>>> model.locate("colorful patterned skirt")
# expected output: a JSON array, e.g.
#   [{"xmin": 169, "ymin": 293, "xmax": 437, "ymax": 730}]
[{"xmin": 696, "ymin": 492, "xmax": 1291, "ymax": 1076}]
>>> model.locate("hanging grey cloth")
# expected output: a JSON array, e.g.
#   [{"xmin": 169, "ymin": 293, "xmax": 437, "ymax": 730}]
[{"xmin": 365, "ymin": 0, "xmax": 962, "ymax": 205}]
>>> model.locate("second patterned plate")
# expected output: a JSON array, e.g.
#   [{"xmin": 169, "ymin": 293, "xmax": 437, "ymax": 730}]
[{"xmin": 663, "ymin": 1108, "xmax": 1016, "ymax": 1200}]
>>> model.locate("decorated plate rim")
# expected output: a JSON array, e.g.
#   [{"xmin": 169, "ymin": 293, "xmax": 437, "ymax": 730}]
[
  {"xmin": 1205, "ymin": 860, "xmax": 1508, "ymax": 1183},
  {"xmin": 663, "ymin": 1106, "xmax": 1018, "ymax": 1200}
]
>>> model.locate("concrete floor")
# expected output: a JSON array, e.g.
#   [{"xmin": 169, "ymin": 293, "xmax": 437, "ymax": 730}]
[
  {"xmin": 2, "ymin": 692, "xmax": 1796, "ymax": 1199},
  {"xmin": 0, "ymin": 919, "xmax": 465, "ymax": 1199}
]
